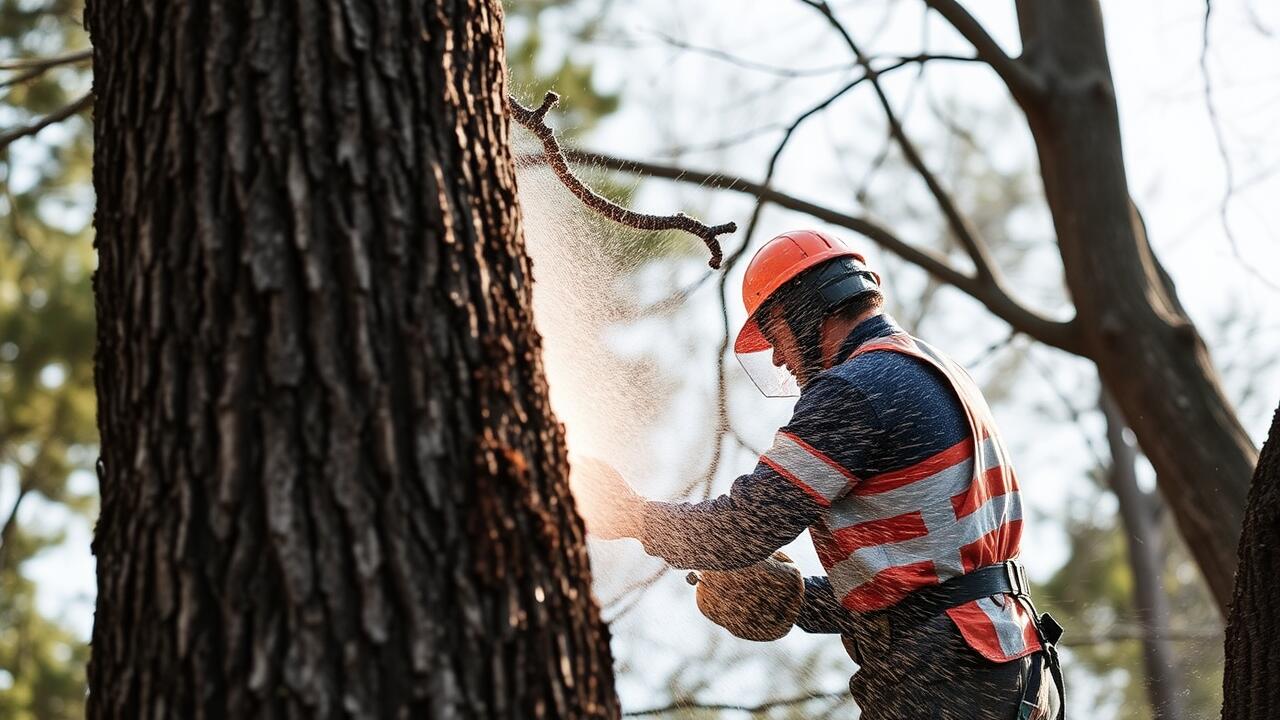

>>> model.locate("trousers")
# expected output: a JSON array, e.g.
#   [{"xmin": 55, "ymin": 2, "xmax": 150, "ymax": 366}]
[{"xmin": 844, "ymin": 611, "xmax": 1062, "ymax": 720}]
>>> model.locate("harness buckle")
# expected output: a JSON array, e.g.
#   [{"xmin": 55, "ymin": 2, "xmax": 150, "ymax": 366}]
[{"xmin": 1004, "ymin": 560, "xmax": 1029, "ymax": 597}]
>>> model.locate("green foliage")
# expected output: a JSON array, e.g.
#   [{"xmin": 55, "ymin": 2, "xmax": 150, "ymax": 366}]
[
  {"xmin": 1, "ymin": 1, "xmax": 94, "ymax": 717},
  {"xmin": 0, "ymin": 2, "xmax": 632, "ymax": 717},
  {"xmin": 0, "ymin": 566, "xmax": 89, "ymax": 720},
  {"xmin": 1040, "ymin": 488, "xmax": 1223, "ymax": 719}
]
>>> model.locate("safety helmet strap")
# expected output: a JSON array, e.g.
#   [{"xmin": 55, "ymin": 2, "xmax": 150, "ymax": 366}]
[{"xmin": 765, "ymin": 256, "xmax": 881, "ymax": 378}]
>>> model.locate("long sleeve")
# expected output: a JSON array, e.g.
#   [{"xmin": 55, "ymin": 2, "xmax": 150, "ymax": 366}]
[
  {"xmin": 638, "ymin": 463, "xmax": 819, "ymax": 570},
  {"xmin": 638, "ymin": 374, "xmax": 881, "ymax": 570}
]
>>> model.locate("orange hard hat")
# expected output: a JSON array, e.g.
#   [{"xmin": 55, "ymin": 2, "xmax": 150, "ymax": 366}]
[{"xmin": 734, "ymin": 230, "xmax": 879, "ymax": 354}]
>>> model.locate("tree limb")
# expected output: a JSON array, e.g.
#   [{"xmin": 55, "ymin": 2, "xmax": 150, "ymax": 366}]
[
  {"xmin": 798, "ymin": 0, "xmax": 1001, "ymax": 284},
  {"xmin": 0, "ymin": 482, "xmax": 32, "ymax": 576},
  {"xmin": 920, "ymin": 0, "xmax": 1042, "ymax": 100},
  {"xmin": 0, "ymin": 92, "xmax": 92, "ymax": 150},
  {"xmin": 651, "ymin": 29, "xmax": 854, "ymax": 78},
  {"xmin": 508, "ymin": 92, "xmax": 736, "ymax": 268},
  {"xmin": 0, "ymin": 48, "xmax": 92, "ymax": 72},
  {"xmin": 569, "ymin": 149, "xmax": 1081, "ymax": 354},
  {"xmin": 625, "ymin": 689, "xmax": 847, "ymax": 717}
]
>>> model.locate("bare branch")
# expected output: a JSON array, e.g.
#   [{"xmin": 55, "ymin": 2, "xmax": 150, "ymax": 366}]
[
  {"xmin": 509, "ymin": 92, "xmax": 735, "ymax": 268},
  {"xmin": 625, "ymin": 689, "xmax": 848, "ymax": 717},
  {"xmin": 568, "ymin": 150, "xmax": 1081, "ymax": 354},
  {"xmin": 1059, "ymin": 627, "xmax": 1221, "ymax": 647},
  {"xmin": 797, "ymin": 0, "xmax": 1002, "ymax": 284},
  {"xmin": 0, "ymin": 92, "xmax": 92, "ymax": 151},
  {"xmin": 651, "ymin": 29, "xmax": 854, "ymax": 78},
  {"xmin": 0, "ymin": 48, "xmax": 92, "ymax": 72},
  {"xmin": 1199, "ymin": 2, "xmax": 1280, "ymax": 291},
  {"xmin": 602, "ymin": 565, "xmax": 668, "ymax": 622},
  {"xmin": 656, "ymin": 54, "xmax": 974, "ymax": 157},
  {"xmin": 0, "ymin": 478, "xmax": 32, "ymax": 576},
  {"xmin": 920, "ymin": 0, "xmax": 1042, "ymax": 100}
]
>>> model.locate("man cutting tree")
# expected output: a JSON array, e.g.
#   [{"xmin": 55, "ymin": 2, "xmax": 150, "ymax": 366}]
[{"xmin": 577, "ymin": 230, "xmax": 1064, "ymax": 719}]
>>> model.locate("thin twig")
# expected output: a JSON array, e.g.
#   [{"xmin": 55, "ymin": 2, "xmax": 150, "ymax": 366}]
[
  {"xmin": 920, "ymin": 0, "xmax": 1042, "ymax": 101},
  {"xmin": 1059, "ymin": 627, "xmax": 1220, "ymax": 647},
  {"xmin": 658, "ymin": 54, "xmax": 972, "ymax": 158},
  {"xmin": 509, "ymin": 92, "xmax": 735, "ymax": 268},
  {"xmin": 1025, "ymin": 348, "xmax": 1108, "ymax": 469},
  {"xmin": 625, "ymin": 689, "xmax": 848, "ymax": 717},
  {"xmin": 651, "ymin": 29, "xmax": 855, "ymax": 78},
  {"xmin": 696, "ymin": 61, "xmax": 890, "ymax": 495},
  {"xmin": 798, "ymin": 0, "xmax": 1000, "ymax": 285},
  {"xmin": 1199, "ymin": 2, "xmax": 1280, "ymax": 291},
  {"xmin": 0, "ymin": 481, "xmax": 32, "ymax": 576},
  {"xmin": 0, "ymin": 92, "xmax": 92, "ymax": 150},
  {"xmin": 602, "ymin": 565, "xmax": 669, "ymax": 622},
  {"xmin": 964, "ymin": 329, "xmax": 1019, "ymax": 368},
  {"xmin": 0, "ymin": 48, "xmax": 92, "ymax": 72},
  {"xmin": 567, "ymin": 153, "xmax": 1081, "ymax": 354}
]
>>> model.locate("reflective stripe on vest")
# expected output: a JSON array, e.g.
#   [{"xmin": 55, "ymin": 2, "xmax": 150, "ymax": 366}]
[{"xmin": 762, "ymin": 332, "xmax": 1040, "ymax": 662}]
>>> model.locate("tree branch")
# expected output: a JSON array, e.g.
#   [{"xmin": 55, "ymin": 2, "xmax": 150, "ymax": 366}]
[
  {"xmin": 0, "ymin": 482, "xmax": 32, "ymax": 576},
  {"xmin": 920, "ymin": 0, "xmax": 1042, "ymax": 100},
  {"xmin": 0, "ymin": 92, "xmax": 93, "ymax": 150},
  {"xmin": 651, "ymin": 29, "xmax": 854, "ymax": 78},
  {"xmin": 625, "ymin": 689, "xmax": 847, "ymax": 717},
  {"xmin": 0, "ymin": 48, "xmax": 92, "ymax": 72},
  {"xmin": 798, "ymin": 0, "xmax": 1002, "ymax": 285},
  {"xmin": 508, "ymin": 92, "xmax": 736, "ymax": 268},
  {"xmin": 1059, "ymin": 627, "xmax": 1220, "ymax": 647},
  {"xmin": 569, "ymin": 150, "xmax": 1081, "ymax": 354}
]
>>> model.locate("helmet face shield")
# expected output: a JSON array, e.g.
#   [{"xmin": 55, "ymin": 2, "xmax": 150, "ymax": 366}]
[
  {"xmin": 734, "ymin": 230, "xmax": 883, "ymax": 399},
  {"xmin": 735, "ymin": 344, "xmax": 802, "ymax": 398},
  {"xmin": 734, "ymin": 296, "xmax": 823, "ymax": 399}
]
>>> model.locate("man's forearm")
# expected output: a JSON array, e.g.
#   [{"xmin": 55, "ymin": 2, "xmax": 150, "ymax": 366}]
[{"xmin": 638, "ymin": 498, "xmax": 809, "ymax": 570}]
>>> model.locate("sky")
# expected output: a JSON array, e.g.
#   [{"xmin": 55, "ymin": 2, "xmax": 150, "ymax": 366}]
[
  {"xmin": 513, "ymin": 0, "xmax": 1278, "ymax": 715},
  {"xmin": 9, "ymin": 0, "xmax": 1278, "ymax": 717}
]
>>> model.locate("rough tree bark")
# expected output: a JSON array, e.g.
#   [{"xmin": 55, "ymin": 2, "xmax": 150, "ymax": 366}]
[
  {"xmin": 1103, "ymin": 394, "xmax": 1186, "ymax": 720},
  {"xmin": 1221, "ymin": 400, "xmax": 1280, "ymax": 720},
  {"xmin": 85, "ymin": 1, "xmax": 618, "ymax": 718},
  {"xmin": 1011, "ymin": 0, "xmax": 1254, "ymax": 613}
]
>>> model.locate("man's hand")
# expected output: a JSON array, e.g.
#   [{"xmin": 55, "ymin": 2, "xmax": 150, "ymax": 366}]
[
  {"xmin": 569, "ymin": 457, "xmax": 646, "ymax": 540},
  {"xmin": 688, "ymin": 552, "xmax": 805, "ymax": 642}
]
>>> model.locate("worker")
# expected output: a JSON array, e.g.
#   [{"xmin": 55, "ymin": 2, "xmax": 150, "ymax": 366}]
[{"xmin": 576, "ymin": 229, "xmax": 1064, "ymax": 719}]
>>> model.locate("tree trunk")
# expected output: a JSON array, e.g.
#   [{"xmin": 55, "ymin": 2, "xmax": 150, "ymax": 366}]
[
  {"xmin": 85, "ymin": 1, "xmax": 618, "ymax": 717},
  {"xmin": 1221, "ymin": 400, "xmax": 1280, "ymax": 720},
  {"xmin": 1102, "ymin": 393, "xmax": 1186, "ymax": 720},
  {"xmin": 1013, "ymin": 0, "xmax": 1255, "ymax": 614}
]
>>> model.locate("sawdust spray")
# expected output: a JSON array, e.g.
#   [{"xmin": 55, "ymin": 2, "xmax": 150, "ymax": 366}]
[{"xmin": 511, "ymin": 128, "xmax": 846, "ymax": 710}]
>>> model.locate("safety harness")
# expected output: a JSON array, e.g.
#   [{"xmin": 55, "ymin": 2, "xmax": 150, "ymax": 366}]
[{"xmin": 871, "ymin": 561, "xmax": 1066, "ymax": 720}]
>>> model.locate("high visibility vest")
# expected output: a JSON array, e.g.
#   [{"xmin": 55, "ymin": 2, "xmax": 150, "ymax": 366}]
[{"xmin": 762, "ymin": 333, "xmax": 1042, "ymax": 662}]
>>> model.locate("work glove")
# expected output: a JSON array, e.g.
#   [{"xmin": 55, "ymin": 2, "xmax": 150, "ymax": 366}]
[
  {"xmin": 569, "ymin": 456, "xmax": 646, "ymax": 540},
  {"xmin": 687, "ymin": 552, "xmax": 805, "ymax": 642}
]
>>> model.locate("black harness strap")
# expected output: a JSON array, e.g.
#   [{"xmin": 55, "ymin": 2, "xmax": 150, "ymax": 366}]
[{"xmin": 871, "ymin": 561, "xmax": 1067, "ymax": 720}]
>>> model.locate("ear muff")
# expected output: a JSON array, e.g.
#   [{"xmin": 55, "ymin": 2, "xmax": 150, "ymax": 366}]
[{"xmin": 766, "ymin": 256, "xmax": 882, "ymax": 379}]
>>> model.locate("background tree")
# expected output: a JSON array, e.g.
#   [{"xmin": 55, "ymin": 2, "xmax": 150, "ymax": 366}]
[
  {"xmin": 579, "ymin": 0, "xmax": 1258, "ymax": 612},
  {"xmin": 84, "ymin": 0, "xmax": 616, "ymax": 716},
  {"xmin": 1221, "ymin": 400, "xmax": 1280, "ymax": 720},
  {"xmin": 0, "ymin": 0, "xmax": 93, "ymax": 716}
]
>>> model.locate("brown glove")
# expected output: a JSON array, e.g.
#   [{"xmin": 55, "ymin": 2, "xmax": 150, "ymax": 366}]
[
  {"xmin": 569, "ymin": 457, "xmax": 645, "ymax": 540},
  {"xmin": 688, "ymin": 552, "xmax": 805, "ymax": 642}
]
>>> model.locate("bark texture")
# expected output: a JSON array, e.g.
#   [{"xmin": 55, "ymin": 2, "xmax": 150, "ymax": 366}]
[
  {"xmin": 85, "ymin": 0, "xmax": 618, "ymax": 717},
  {"xmin": 1221, "ymin": 401, "xmax": 1280, "ymax": 720},
  {"xmin": 1013, "ymin": 0, "xmax": 1255, "ymax": 613}
]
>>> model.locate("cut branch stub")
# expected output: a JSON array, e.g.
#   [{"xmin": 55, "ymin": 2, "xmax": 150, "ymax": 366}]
[{"xmin": 509, "ymin": 91, "xmax": 735, "ymax": 269}]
